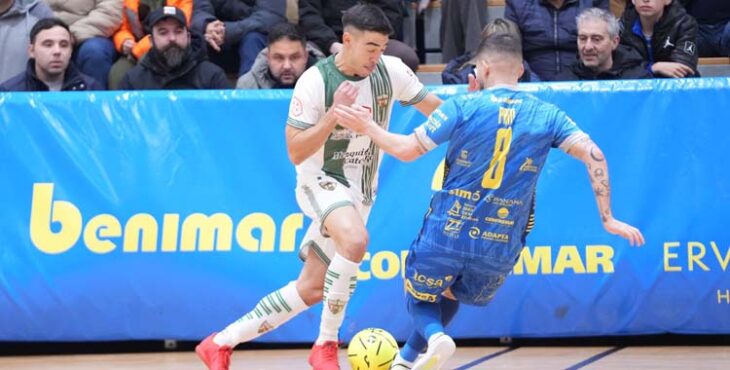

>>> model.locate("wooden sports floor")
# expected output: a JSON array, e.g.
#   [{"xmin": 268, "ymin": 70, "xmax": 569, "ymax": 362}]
[{"xmin": 1, "ymin": 346, "xmax": 728, "ymax": 369}]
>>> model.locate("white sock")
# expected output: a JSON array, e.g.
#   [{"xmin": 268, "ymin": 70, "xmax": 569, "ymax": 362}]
[
  {"xmin": 213, "ymin": 281, "xmax": 308, "ymax": 347},
  {"xmin": 316, "ymin": 253, "xmax": 359, "ymax": 344}
]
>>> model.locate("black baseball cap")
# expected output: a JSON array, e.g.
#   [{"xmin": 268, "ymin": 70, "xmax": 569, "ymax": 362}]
[{"xmin": 147, "ymin": 6, "xmax": 187, "ymax": 29}]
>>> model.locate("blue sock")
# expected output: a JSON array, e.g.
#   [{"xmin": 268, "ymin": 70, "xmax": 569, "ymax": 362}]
[
  {"xmin": 400, "ymin": 334, "xmax": 425, "ymax": 362},
  {"xmin": 407, "ymin": 295, "xmax": 444, "ymax": 340},
  {"xmin": 400, "ymin": 297, "xmax": 460, "ymax": 362},
  {"xmin": 440, "ymin": 298, "xmax": 460, "ymax": 326}
]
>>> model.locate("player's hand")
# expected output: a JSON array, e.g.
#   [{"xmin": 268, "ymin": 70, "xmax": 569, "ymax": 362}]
[
  {"xmin": 333, "ymin": 81, "xmax": 358, "ymax": 108},
  {"xmin": 603, "ymin": 218, "xmax": 645, "ymax": 247},
  {"xmin": 467, "ymin": 73, "xmax": 482, "ymax": 92},
  {"xmin": 333, "ymin": 104, "xmax": 373, "ymax": 134},
  {"xmin": 651, "ymin": 62, "xmax": 694, "ymax": 78}
]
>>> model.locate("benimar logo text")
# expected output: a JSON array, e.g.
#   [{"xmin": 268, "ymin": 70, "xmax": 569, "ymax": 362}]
[{"xmin": 29, "ymin": 183, "xmax": 304, "ymax": 254}]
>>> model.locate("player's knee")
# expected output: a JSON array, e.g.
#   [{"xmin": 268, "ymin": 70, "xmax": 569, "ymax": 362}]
[{"xmin": 338, "ymin": 230, "xmax": 368, "ymax": 262}]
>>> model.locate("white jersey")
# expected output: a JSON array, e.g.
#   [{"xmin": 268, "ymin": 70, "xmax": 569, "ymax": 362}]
[{"xmin": 287, "ymin": 55, "xmax": 427, "ymax": 204}]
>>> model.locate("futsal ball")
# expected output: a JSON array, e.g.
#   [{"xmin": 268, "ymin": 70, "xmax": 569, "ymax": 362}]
[{"xmin": 347, "ymin": 328, "xmax": 399, "ymax": 370}]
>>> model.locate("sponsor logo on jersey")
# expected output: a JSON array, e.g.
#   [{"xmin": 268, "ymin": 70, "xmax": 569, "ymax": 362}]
[
  {"xmin": 405, "ymin": 279, "xmax": 437, "ymax": 302},
  {"xmin": 411, "ymin": 272, "xmax": 453, "ymax": 288},
  {"xmin": 519, "ymin": 157, "xmax": 538, "ymax": 172},
  {"xmin": 485, "ymin": 207, "xmax": 514, "ymax": 226},
  {"xmin": 455, "ymin": 150, "xmax": 472, "ymax": 167},
  {"xmin": 330, "ymin": 128, "xmax": 354, "ymax": 141},
  {"xmin": 443, "ymin": 217, "xmax": 464, "ymax": 238},
  {"xmin": 483, "ymin": 195, "xmax": 524, "ymax": 207}
]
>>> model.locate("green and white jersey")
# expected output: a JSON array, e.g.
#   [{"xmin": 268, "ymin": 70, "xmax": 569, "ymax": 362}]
[{"xmin": 287, "ymin": 55, "xmax": 428, "ymax": 204}]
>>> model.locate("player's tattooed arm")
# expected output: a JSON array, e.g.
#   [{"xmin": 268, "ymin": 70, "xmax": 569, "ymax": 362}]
[
  {"xmin": 566, "ymin": 137, "xmax": 613, "ymax": 221},
  {"xmin": 566, "ymin": 137, "xmax": 645, "ymax": 246}
]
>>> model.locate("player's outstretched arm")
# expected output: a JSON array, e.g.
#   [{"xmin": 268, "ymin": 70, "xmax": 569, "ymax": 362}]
[
  {"xmin": 333, "ymin": 105, "xmax": 426, "ymax": 162},
  {"xmin": 566, "ymin": 137, "xmax": 646, "ymax": 247},
  {"xmin": 412, "ymin": 93, "xmax": 443, "ymax": 117},
  {"xmin": 286, "ymin": 82, "xmax": 359, "ymax": 165}
]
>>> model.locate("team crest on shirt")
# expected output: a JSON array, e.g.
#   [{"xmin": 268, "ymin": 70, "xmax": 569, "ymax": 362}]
[
  {"xmin": 327, "ymin": 299, "xmax": 345, "ymax": 314},
  {"xmin": 319, "ymin": 180, "xmax": 336, "ymax": 191},
  {"xmin": 291, "ymin": 97, "xmax": 303, "ymax": 117},
  {"xmin": 376, "ymin": 94, "xmax": 389, "ymax": 108}
]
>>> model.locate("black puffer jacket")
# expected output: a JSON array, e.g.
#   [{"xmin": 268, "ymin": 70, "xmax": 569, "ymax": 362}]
[
  {"xmin": 0, "ymin": 59, "xmax": 102, "ymax": 91},
  {"xmin": 298, "ymin": 0, "xmax": 404, "ymax": 54},
  {"xmin": 505, "ymin": 0, "xmax": 609, "ymax": 81},
  {"xmin": 119, "ymin": 32, "xmax": 230, "ymax": 90},
  {"xmin": 555, "ymin": 45, "xmax": 653, "ymax": 80},
  {"xmin": 619, "ymin": 0, "xmax": 698, "ymax": 73}
]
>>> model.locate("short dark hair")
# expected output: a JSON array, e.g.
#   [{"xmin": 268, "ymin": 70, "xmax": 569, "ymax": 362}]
[
  {"xmin": 30, "ymin": 18, "xmax": 72, "ymax": 44},
  {"xmin": 267, "ymin": 22, "xmax": 306, "ymax": 47},
  {"xmin": 475, "ymin": 33, "xmax": 523, "ymax": 61},
  {"xmin": 341, "ymin": 3, "xmax": 393, "ymax": 36}
]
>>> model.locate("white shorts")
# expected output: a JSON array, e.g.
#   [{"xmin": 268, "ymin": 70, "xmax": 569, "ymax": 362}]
[{"xmin": 295, "ymin": 175, "xmax": 372, "ymax": 264}]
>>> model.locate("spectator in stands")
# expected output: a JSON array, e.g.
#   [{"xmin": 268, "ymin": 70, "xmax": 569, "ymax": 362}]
[
  {"xmin": 505, "ymin": 0, "xmax": 609, "ymax": 81},
  {"xmin": 680, "ymin": 0, "xmax": 730, "ymax": 57},
  {"xmin": 442, "ymin": 18, "xmax": 540, "ymax": 84},
  {"xmin": 610, "ymin": 0, "xmax": 629, "ymax": 16},
  {"xmin": 0, "ymin": 18, "xmax": 102, "ymax": 91},
  {"xmin": 190, "ymin": 0, "xmax": 287, "ymax": 76},
  {"xmin": 237, "ymin": 22, "xmax": 324, "ymax": 89},
  {"xmin": 118, "ymin": 6, "xmax": 230, "ymax": 90},
  {"xmin": 440, "ymin": 0, "xmax": 488, "ymax": 63},
  {"xmin": 299, "ymin": 0, "xmax": 420, "ymax": 71},
  {"xmin": 46, "ymin": 0, "xmax": 121, "ymax": 89},
  {"xmin": 620, "ymin": 0, "xmax": 698, "ymax": 77},
  {"xmin": 108, "ymin": 0, "xmax": 193, "ymax": 90},
  {"xmin": 0, "ymin": 0, "xmax": 53, "ymax": 83},
  {"xmin": 557, "ymin": 8, "xmax": 652, "ymax": 80}
]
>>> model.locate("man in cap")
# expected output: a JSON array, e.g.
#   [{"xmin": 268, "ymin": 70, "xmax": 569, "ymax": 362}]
[{"xmin": 119, "ymin": 6, "xmax": 230, "ymax": 90}]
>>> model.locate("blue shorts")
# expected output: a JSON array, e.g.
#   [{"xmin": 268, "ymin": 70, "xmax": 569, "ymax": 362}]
[{"xmin": 404, "ymin": 243, "xmax": 514, "ymax": 306}]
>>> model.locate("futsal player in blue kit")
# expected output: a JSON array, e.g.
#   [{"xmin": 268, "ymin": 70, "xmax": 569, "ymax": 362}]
[{"xmin": 333, "ymin": 32, "xmax": 645, "ymax": 369}]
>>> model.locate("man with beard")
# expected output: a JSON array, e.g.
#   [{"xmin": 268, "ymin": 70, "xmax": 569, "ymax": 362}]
[
  {"xmin": 119, "ymin": 6, "xmax": 230, "ymax": 90},
  {"xmin": 0, "ymin": 17, "xmax": 102, "ymax": 91},
  {"xmin": 236, "ymin": 22, "xmax": 324, "ymax": 89}
]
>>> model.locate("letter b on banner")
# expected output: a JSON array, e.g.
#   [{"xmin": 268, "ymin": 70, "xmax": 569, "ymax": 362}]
[{"xmin": 30, "ymin": 183, "xmax": 82, "ymax": 254}]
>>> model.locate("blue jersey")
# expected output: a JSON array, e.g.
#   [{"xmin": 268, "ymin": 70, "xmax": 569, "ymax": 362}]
[{"xmin": 412, "ymin": 86, "xmax": 586, "ymax": 262}]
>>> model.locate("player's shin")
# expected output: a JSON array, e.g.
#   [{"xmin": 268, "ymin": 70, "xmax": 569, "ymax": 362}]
[
  {"xmin": 317, "ymin": 253, "xmax": 360, "ymax": 344},
  {"xmin": 214, "ymin": 281, "xmax": 308, "ymax": 347}
]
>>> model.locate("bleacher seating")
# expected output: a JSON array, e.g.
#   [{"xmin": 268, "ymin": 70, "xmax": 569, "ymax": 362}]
[{"xmin": 406, "ymin": 1, "xmax": 729, "ymax": 80}]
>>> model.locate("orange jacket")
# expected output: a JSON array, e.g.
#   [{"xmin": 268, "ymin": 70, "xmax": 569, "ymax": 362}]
[{"xmin": 113, "ymin": 0, "xmax": 193, "ymax": 60}]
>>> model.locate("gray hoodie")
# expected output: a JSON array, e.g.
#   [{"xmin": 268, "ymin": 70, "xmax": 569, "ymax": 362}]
[
  {"xmin": 0, "ymin": 0, "xmax": 53, "ymax": 83},
  {"xmin": 236, "ymin": 42, "xmax": 324, "ymax": 89}
]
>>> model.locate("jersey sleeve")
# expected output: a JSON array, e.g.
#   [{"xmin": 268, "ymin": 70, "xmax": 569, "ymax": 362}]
[
  {"xmin": 287, "ymin": 67, "xmax": 324, "ymax": 130},
  {"xmin": 387, "ymin": 56, "xmax": 429, "ymax": 106},
  {"xmin": 413, "ymin": 97, "xmax": 463, "ymax": 152},
  {"xmin": 551, "ymin": 109, "xmax": 589, "ymax": 152}
]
